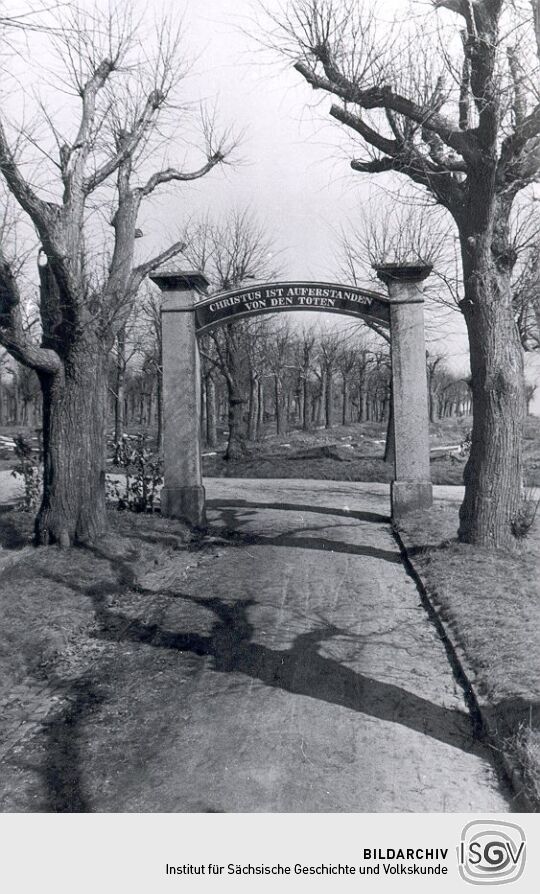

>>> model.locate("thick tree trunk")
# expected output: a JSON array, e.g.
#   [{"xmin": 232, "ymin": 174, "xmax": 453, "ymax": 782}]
[
  {"xmin": 36, "ymin": 344, "xmax": 108, "ymax": 546},
  {"xmin": 458, "ymin": 237, "xmax": 525, "ymax": 548}
]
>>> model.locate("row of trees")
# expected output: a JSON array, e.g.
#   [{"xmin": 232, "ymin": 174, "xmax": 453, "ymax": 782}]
[{"xmin": 91, "ymin": 316, "xmax": 476, "ymax": 455}]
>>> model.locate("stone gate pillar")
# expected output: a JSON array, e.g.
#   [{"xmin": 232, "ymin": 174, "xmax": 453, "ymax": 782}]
[
  {"xmin": 376, "ymin": 264, "xmax": 433, "ymax": 519},
  {"xmin": 150, "ymin": 270, "xmax": 209, "ymax": 526}
]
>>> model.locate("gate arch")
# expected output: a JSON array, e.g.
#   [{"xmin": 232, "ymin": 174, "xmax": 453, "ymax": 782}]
[
  {"xmin": 191, "ymin": 281, "xmax": 391, "ymax": 333},
  {"xmin": 151, "ymin": 267, "xmax": 433, "ymax": 527}
]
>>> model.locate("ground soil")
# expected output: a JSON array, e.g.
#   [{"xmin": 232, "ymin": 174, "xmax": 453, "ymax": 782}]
[
  {"xmin": 3, "ymin": 417, "xmax": 540, "ymax": 485},
  {"xmin": 205, "ymin": 417, "xmax": 540, "ymax": 486}
]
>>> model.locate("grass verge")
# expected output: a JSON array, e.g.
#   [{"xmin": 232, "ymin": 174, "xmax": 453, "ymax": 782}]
[{"xmin": 396, "ymin": 502, "xmax": 540, "ymax": 811}]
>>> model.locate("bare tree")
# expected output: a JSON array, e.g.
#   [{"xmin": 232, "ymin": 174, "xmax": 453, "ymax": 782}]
[
  {"xmin": 426, "ymin": 352, "xmax": 447, "ymax": 424},
  {"xmin": 0, "ymin": 6, "xmax": 232, "ymax": 544},
  {"xmin": 336, "ymin": 342, "xmax": 357, "ymax": 425},
  {"xmin": 317, "ymin": 325, "xmax": 342, "ymax": 429},
  {"xmin": 268, "ymin": 0, "xmax": 540, "ymax": 547},
  {"xmin": 183, "ymin": 209, "xmax": 280, "ymax": 459},
  {"xmin": 293, "ymin": 326, "xmax": 317, "ymax": 430},
  {"xmin": 266, "ymin": 318, "xmax": 295, "ymax": 435}
]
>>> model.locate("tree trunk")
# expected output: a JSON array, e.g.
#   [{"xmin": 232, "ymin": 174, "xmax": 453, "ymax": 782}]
[
  {"xmin": 156, "ymin": 367, "xmax": 163, "ymax": 453},
  {"xmin": 225, "ymin": 379, "xmax": 247, "ymax": 460},
  {"xmin": 325, "ymin": 369, "xmax": 334, "ymax": 429},
  {"xmin": 358, "ymin": 389, "xmax": 366, "ymax": 422},
  {"xmin": 297, "ymin": 386, "xmax": 304, "ymax": 429},
  {"xmin": 275, "ymin": 375, "xmax": 287, "ymax": 436},
  {"xmin": 113, "ymin": 328, "xmax": 125, "ymax": 445},
  {"xmin": 458, "ymin": 236, "xmax": 525, "ymax": 548},
  {"xmin": 316, "ymin": 372, "xmax": 326, "ymax": 425},
  {"xmin": 342, "ymin": 377, "xmax": 348, "ymax": 425},
  {"xmin": 428, "ymin": 372, "xmax": 437, "ymax": 424},
  {"xmin": 13, "ymin": 389, "xmax": 19, "ymax": 426},
  {"xmin": 206, "ymin": 374, "xmax": 217, "ymax": 448},
  {"xmin": 383, "ymin": 384, "xmax": 395, "ymax": 465},
  {"xmin": 302, "ymin": 379, "xmax": 311, "ymax": 430},
  {"xmin": 36, "ymin": 343, "xmax": 107, "ymax": 546},
  {"xmin": 256, "ymin": 379, "xmax": 264, "ymax": 439},
  {"xmin": 248, "ymin": 374, "xmax": 258, "ymax": 441}
]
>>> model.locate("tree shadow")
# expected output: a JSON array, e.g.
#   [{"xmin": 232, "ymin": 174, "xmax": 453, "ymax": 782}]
[
  {"xmin": 0, "ymin": 505, "xmax": 30, "ymax": 549},
  {"xmin": 31, "ymin": 544, "xmax": 505, "ymax": 811},
  {"xmin": 40, "ymin": 676, "xmax": 105, "ymax": 812},
  {"xmin": 206, "ymin": 498, "xmax": 389, "ymax": 524},
  {"xmin": 82, "ymin": 577, "xmax": 482, "ymax": 756},
  {"xmin": 206, "ymin": 504, "xmax": 400, "ymax": 563}
]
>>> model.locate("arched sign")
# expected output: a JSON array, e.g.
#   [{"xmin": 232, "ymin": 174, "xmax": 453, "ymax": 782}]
[{"xmin": 194, "ymin": 281, "xmax": 390, "ymax": 334}]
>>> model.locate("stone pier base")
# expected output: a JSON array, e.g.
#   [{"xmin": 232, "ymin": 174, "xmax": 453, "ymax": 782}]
[
  {"xmin": 160, "ymin": 486, "xmax": 206, "ymax": 528},
  {"xmin": 391, "ymin": 481, "xmax": 433, "ymax": 520}
]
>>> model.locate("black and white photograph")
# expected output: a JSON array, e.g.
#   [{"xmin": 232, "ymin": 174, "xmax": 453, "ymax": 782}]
[{"xmin": 0, "ymin": 0, "xmax": 539, "ymax": 885}]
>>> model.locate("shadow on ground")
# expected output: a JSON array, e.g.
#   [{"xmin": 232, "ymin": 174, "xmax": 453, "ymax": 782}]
[
  {"xmin": 28, "ymin": 527, "xmax": 489, "ymax": 811},
  {"xmin": 206, "ymin": 502, "xmax": 400, "ymax": 564}
]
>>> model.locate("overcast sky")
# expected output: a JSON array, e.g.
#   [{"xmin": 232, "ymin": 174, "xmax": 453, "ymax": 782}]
[{"xmin": 164, "ymin": 0, "xmax": 377, "ymax": 279}]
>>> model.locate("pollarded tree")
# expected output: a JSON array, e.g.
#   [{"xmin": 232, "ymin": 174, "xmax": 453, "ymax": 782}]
[
  {"xmin": 0, "ymin": 6, "xmax": 231, "ymax": 545},
  {"xmin": 270, "ymin": 0, "xmax": 540, "ymax": 547}
]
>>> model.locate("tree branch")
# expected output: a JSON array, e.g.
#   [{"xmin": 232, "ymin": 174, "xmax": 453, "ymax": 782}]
[
  {"xmin": 351, "ymin": 157, "xmax": 394, "ymax": 173},
  {"xmin": 138, "ymin": 156, "xmax": 224, "ymax": 198},
  {"xmin": 129, "ymin": 239, "xmax": 187, "ymax": 293},
  {"xmin": 330, "ymin": 104, "xmax": 397, "ymax": 155},
  {"xmin": 61, "ymin": 58, "xmax": 116, "ymax": 188},
  {"xmin": 294, "ymin": 58, "xmax": 476, "ymax": 161},
  {"xmin": 0, "ymin": 250, "xmax": 62, "ymax": 374},
  {"xmin": 83, "ymin": 88, "xmax": 164, "ymax": 194},
  {"xmin": 0, "ymin": 118, "xmax": 57, "ymax": 231}
]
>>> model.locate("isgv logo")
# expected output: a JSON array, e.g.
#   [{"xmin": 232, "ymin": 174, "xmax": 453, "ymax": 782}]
[{"xmin": 458, "ymin": 821, "xmax": 526, "ymax": 885}]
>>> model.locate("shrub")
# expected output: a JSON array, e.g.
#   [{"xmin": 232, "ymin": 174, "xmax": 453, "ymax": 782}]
[
  {"xmin": 458, "ymin": 429, "xmax": 472, "ymax": 458},
  {"xmin": 512, "ymin": 489, "xmax": 540, "ymax": 539},
  {"xmin": 11, "ymin": 433, "xmax": 43, "ymax": 511},
  {"xmin": 107, "ymin": 434, "xmax": 163, "ymax": 513}
]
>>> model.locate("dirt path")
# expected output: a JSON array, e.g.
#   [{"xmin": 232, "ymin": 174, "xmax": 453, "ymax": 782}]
[{"xmin": 0, "ymin": 479, "xmax": 510, "ymax": 812}]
